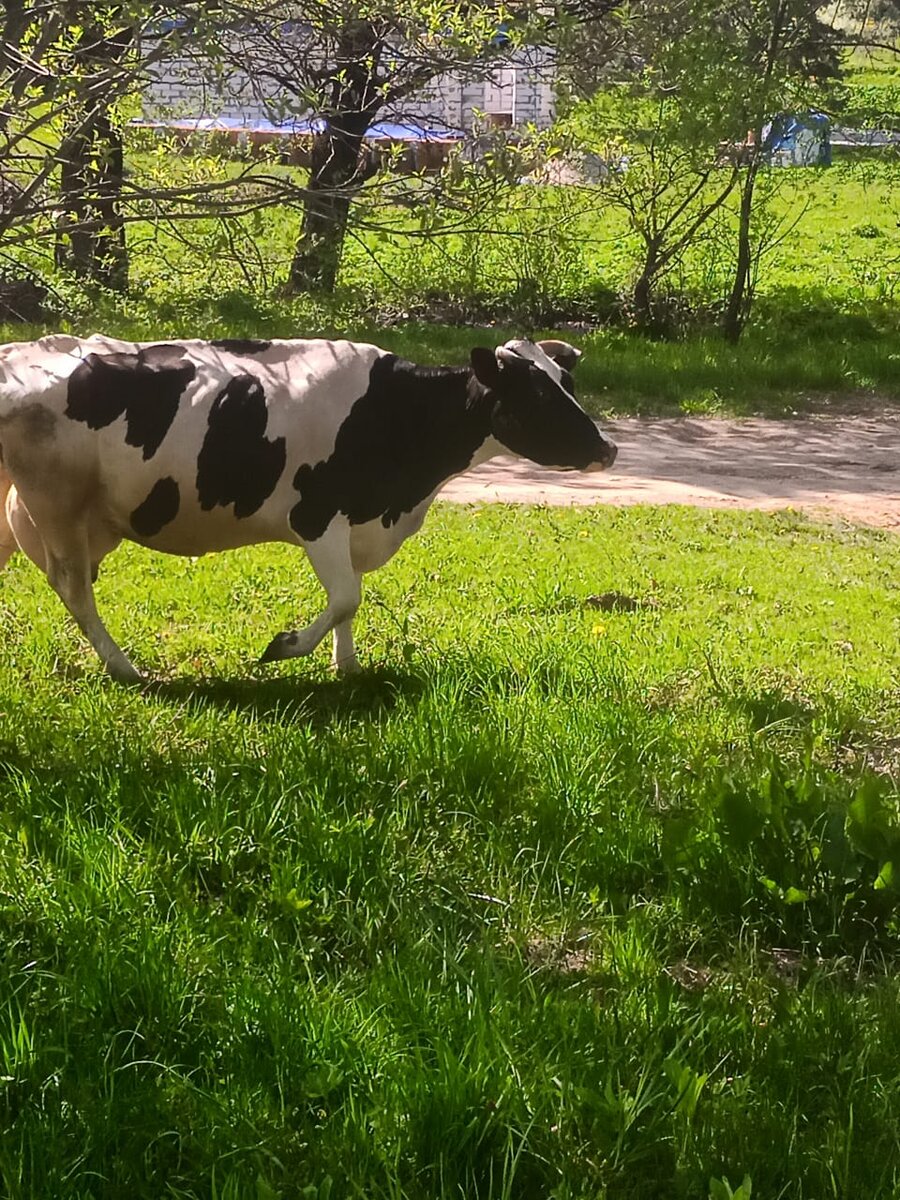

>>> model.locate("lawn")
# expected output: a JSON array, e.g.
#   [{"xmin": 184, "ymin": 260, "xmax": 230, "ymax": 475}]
[{"xmin": 1, "ymin": 503, "xmax": 899, "ymax": 1198}]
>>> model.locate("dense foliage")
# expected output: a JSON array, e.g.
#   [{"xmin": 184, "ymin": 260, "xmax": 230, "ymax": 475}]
[{"xmin": 2, "ymin": 2, "xmax": 896, "ymax": 332}]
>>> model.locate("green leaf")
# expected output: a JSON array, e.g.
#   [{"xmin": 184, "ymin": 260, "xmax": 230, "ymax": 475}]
[
  {"xmin": 661, "ymin": 816, "xmax": 695, "ymax": 869},
  {"xmin": 664, "ymin": 1057, "xmax": 707, "ymax": 1120},
  {"xmin": 256, "ymin": 1176, "xmax": 281, "ymax": 1200},
  {"xmin": 874, "ymin": 861, "xmax": 895, "ymax": 891},
  {"xmin": 709, "ymin": 1176, "xmax": 753, "ymax": 1200},
  {"xmin": 282, "ymin": 888, "xmax": 313, "ymax": 913},
  {"xmin": 848, "ymin": 779, "xmax": 892, "ymax": 861}
]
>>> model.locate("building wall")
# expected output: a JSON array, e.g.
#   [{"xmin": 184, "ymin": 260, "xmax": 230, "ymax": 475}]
[{"xmin": 144, "ymin": 41, "xmax": 556, "ymax": 131}]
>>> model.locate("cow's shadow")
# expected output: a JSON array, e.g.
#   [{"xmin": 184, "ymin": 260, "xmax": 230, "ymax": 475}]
[{"xmin": 145, "ymin": 664, "xmax": 425, "ymax": 727}]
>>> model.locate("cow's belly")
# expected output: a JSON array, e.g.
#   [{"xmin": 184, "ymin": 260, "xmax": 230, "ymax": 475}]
[
  {"xmin": 120, "ymin": 497, "xmax": 433, "ymax": 564},
  {"xmin": 108, "ymin": 478, "xmax": 293, "ymax": 556},
  {"xmin": 348, "ymin": 502, "xmax": 432, "ymax": 574},
  {"xmin": 125, "ymin": 511, "xmax": 285, "ymax": 556}
]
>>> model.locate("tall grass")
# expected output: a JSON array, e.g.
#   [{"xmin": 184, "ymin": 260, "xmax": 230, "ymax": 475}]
[{"xmin": 0, "ymin": 504, "xmax": 899, "ymax": 1197}]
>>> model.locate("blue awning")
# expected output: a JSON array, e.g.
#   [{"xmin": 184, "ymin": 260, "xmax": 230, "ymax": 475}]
[
  {"xmin": 130, "ymin": 115, "xmax": 464, "ymax": 141},
  {"xmin": 366, "ymin": 121, "xmax": 465, "ymax": 141}
]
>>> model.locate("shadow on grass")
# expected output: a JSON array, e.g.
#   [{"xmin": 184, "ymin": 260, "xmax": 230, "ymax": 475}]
[
  {"xmin": 734, "ymin": 688, "xmax": 819, "ymax": 734},
  {"xmin": 727, "ymin": 683, "xmax": 874, "ymax": 751},
  {"xmin": 145, "ymin": 664, "xmax": 427, "ymax": 726}
]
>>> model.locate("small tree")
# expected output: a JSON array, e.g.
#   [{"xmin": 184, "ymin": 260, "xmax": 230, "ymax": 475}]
[
  {"xmin": 715, "ymin": 0, "xmax": 841, "ymax": 341},
  {"xmin": 560, "ymin": 0, "xmax": 750, "ymax": 333},
  {"xmin": 558, "ymin": 0, "xmax": 843, "ymax": 339},
  {"xmin": 569, "ymin": 94, "xmax": 741, "ymax": 333}
]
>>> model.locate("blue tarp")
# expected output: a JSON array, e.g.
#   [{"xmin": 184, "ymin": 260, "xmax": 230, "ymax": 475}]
[
  {"xmin": 366, "ymin": 121, "xmax": 464, "ymax": 141},
  {"xmin": 130, "ymin": 115, "xmax": 464, "ymax": 141},
  {"xmin": 763, "ymin": 113, "xmax": 831, "ymax": 167}
]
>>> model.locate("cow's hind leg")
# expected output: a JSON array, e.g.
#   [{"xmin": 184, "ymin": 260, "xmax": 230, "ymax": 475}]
[
  {"xmin": 0, "ymin": 522, "xmax": 17, "ymax": 571},
  {"xmin": 6, "ymin": 485, "xmax": 46, "ymax": 572},
  {"xmin": 260, "ymin": 524, "xmax": 362, "ymax": 673},
  {"xmin": 46, "ymin": 548, "xmax": 141, "ymax": 683},
  {"xmin": 24, "ymin": 510, "xmax": 141, "ymax": 684},
  {"xmin": 0, "ymin": 471, "xmax": 18, "ymax": 570},
  {"xmin": 7, "ymin": 487, "xmax": 120, "ymax": 582}
]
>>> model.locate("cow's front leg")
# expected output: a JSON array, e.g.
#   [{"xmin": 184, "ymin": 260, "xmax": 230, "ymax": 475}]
[
  {"xmin": 331, "ymin": 616, "xmax": 361, "ymax": 674},
  {"xmin": 260, "ymin": 524, "xmax": 362, "ymax": 672}
]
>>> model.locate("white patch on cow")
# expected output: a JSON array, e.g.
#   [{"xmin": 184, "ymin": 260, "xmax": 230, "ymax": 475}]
[{"xmin": 496, "ymin": 338, "xmax": 580, "ymax": 405}]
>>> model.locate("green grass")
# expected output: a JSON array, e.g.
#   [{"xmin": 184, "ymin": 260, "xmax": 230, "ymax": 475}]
[{"xmin": 1, "ymin": 504, "xmax": 899, "ymax": 1198}]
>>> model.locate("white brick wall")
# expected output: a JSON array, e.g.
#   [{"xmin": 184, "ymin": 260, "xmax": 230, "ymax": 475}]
[{"xmin": 144, "ymin": 43, "xmax": 556, "ymax": 131}]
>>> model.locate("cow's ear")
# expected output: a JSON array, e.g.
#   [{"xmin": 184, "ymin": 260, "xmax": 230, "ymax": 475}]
[
  {"xmin": 470, "ymin": 346, "xmax": 502, "ymax": 388},
  {"xmin": 536, "ymin": 339, "xmax": 582, "ymax": 371}
]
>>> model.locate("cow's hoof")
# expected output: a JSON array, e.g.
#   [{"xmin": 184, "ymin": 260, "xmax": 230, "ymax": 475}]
[
  {"xmin": 259, "ymin": 631, "xmax": 299, "ymax": 663},
  {"xmin": 334, "ymin": 657, "xmax": 361, "ymax": 676},
  {"xmin": 109, "ymin": 663, "xmax": 144, "ymax": 686}
]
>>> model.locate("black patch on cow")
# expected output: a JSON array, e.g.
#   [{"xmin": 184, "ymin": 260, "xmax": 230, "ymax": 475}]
[
  {"xmin": 196, "ymin": 374, "xmax": 286, "ymax": 518},
  {"xmin": 130, "ymin": 477, "xmax": 180, "ymax": 537},
  {"xmin": 210, "ymin": 338, "xmax": 273, "ymax": 355},
  {"xmin": 289, "ymin": 355, "xmax": 491, "ymax": 542},
  {"xmin": 66, "ymin": 344, "xmax": 194, "ymax": 459}
]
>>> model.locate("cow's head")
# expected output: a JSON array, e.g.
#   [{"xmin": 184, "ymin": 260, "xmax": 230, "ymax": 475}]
[{"xmin": 470, "ymin": 338, "xmax": 617, "ymax": 471}]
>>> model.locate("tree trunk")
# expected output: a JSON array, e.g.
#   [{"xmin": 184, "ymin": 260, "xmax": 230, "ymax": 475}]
[
  {"xmin": 55, "ymin": 113, "xmax": 128, "ymax": 290},
  {"xmin": 286, "ymin": 124, "xmax": 365, "ymax": 294},
  {"xmin": 54, "ymin": 20, "xmax": 131, "ymax": 290},
  {"xmin": 56, "ymin": 124, "xmax": 95, "ymax": 275},
  {"xmin": 722, "ymin": 162, "xmax": 758, "ymax": 344},
  {"xmin": 631, "ymin": 239, "xmax": 661, "ymax": 333},
  {"xmin": 285, "ymin": 19, "xmax": 383, "ymax": 295},
  {"xmin": 93, "ymin": 113, "xmax": 128, "ymax": 290}
]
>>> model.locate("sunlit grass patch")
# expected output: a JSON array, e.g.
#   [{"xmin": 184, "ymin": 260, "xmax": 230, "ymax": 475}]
[{"xmin": 0, "ymin": 504, "xmax": 898, "ymax": 1197}]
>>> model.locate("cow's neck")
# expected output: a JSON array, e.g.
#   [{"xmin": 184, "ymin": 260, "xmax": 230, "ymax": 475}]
[
  {"xmin": 412, "ymin": 369, "xmax": 511, "ymax": 473},
  {"xmin": 290, "ymin": 358, "xmax": 501, "ymax": 542},
  {"xmin": 379, "ymin": 358, "xmax": 498, "ymax": 474},
  {"xmin": 462, "ymin": 371, "xmax": 504, "ymax": 467}
]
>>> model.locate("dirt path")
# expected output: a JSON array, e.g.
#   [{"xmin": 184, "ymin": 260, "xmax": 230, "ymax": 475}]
[{"xmin": 441, "ymin": 411, "xmax": 900, "ymax": 529}]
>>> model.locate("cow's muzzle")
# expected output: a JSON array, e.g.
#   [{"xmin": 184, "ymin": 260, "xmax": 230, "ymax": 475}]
[{"xmin": 590, "ymin": 435, "xmax": 617, "ymax": 471}]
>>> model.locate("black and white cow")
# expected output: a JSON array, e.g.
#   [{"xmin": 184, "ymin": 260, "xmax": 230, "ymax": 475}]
[{"xmin": 0, "ymin": 333, "xmax": 616, "ymax": 682}]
